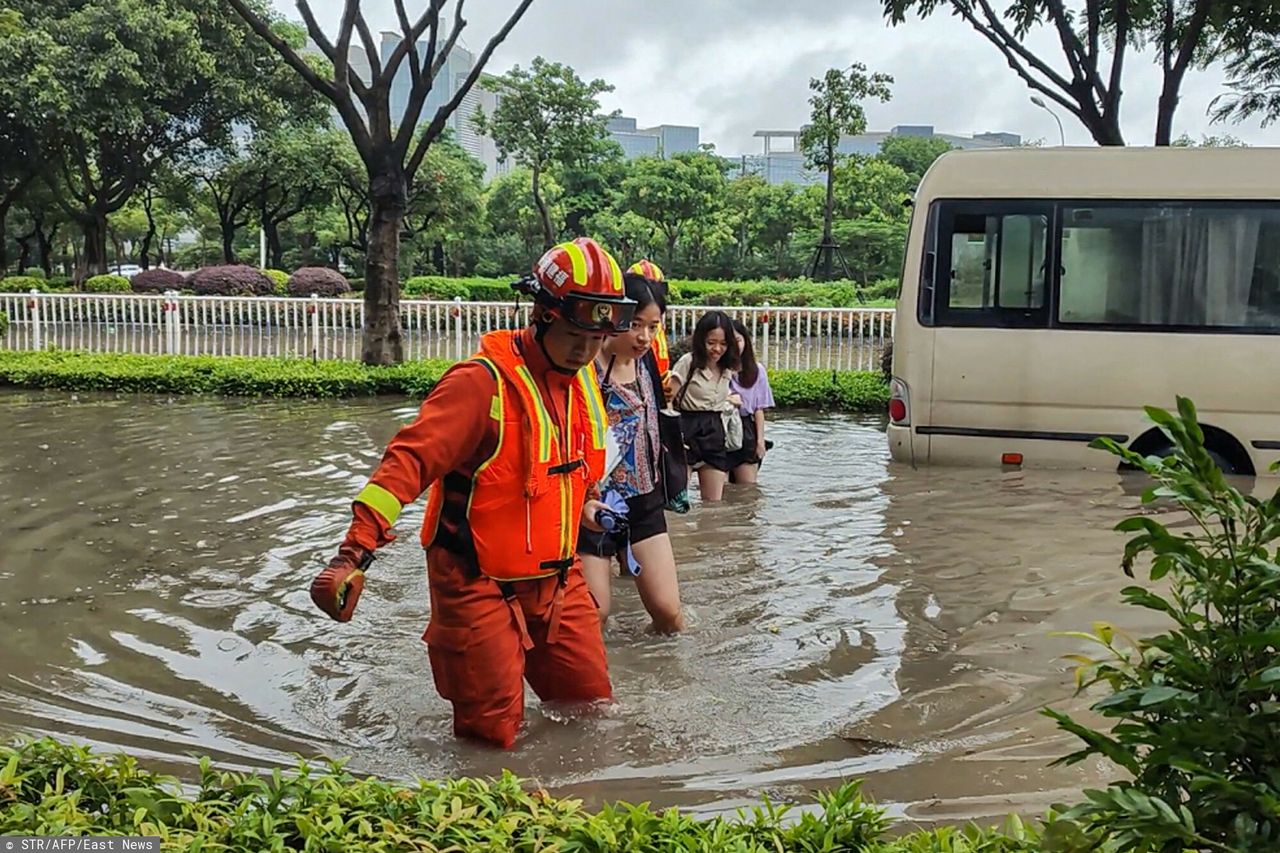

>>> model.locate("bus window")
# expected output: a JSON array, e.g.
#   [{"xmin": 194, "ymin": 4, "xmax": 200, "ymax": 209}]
[
  {"xmin": 1059, "ymin": 203, "xmax": 1280, "ymax": 330},
  {"xmin": 930, "ymin": 202, "xmax": 1051, "ymax": 327}
]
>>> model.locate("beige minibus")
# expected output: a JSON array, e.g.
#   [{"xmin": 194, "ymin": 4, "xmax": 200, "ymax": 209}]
[{"xmin": 888, "ymin": 146, "xmax": 1280, "ymax": 473}]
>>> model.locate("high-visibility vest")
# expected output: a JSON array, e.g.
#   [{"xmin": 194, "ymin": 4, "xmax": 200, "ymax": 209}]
[
  {"xmin": 421, "ymin": 330, "xmax": 609, "ymax": 582},
  {"xmin": 650, "ymin": 325, "xmax": 670, "ymax": 377}
]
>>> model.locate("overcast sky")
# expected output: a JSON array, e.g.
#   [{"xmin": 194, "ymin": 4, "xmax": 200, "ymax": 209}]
[{"xmin": 270, "ymin": 0, "xmax": 1280, "ymax": 154}]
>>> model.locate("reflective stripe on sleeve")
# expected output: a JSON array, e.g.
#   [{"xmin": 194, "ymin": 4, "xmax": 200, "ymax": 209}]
[{"xmin": 355, "ymin": 482, "xmax": 403, "ymax": 527}]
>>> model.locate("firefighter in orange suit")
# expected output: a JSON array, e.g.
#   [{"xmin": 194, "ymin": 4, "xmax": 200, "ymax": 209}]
[
  {"xmin": 627, "ymin": 259, "xmax": 670, "ymax": 377},
  {"xmin": 309, "ymin": 237, "xmax": 636, "ymax": 749}
]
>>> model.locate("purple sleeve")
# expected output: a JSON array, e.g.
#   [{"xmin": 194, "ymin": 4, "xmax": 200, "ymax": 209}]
[{"xmin": 734, "ymin": 365, "xmax": 776, "ymax": 415}]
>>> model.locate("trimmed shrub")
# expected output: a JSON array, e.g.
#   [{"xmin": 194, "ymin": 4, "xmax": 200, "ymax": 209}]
[
  {"xmin": 47, "ymin": 276, "xmax": 74, "ymax": 291},
  {"xmin": 84, "ymin": 274, "xmax": 131, "ymax": 293},
  {"xmin": 0, "ymin": 310, "xmax": 7, "ymax": 336},
  {"xmin": 348, "ymin": 277, "xmax": 365, "ymax": 293},
  {"xmin": 15, "ymin": 268, "xmax": 45, "ymax": 279},
  {"xmin": 404, "ymin": 275, "xmax": 469, "ymax": 300},
  {"xmin": 287, "ymin": 266, "xmax": 351, "ymax": 298},
  {"xmin": 130, "ymin": 267, "xmax": 186, "ymax": 294},
  {"xmin": 260, "ymin": 268, "xmax": 289, "ymax": 295},
  {"xmin": 189, "ymin": 264, "xmax": 274, "ymax": 296},
  {"xmin": 0, "ymin": 351, "xmax": 889, "ymax": 411},
  {"xmin": 0, "ymin": 736, "xmax": 1061, "ymax": 851},
  {"xmin": 0, "ymin": 276, "xmax": 48, "ymax": 293}
]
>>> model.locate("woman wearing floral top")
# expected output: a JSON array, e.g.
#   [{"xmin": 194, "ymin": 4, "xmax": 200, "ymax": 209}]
[{"xmin": 577, "ymin": 273, "xmax": 684, "ymax": 634}]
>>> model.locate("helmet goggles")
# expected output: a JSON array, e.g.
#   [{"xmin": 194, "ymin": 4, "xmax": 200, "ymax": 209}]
[{"xmin": 512, "ymin": 275, "xmax": 635, "ymax": 334}]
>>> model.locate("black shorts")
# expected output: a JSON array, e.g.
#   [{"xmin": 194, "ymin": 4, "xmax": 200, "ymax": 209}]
[
  {"xmin": 577, "ymin": 487, "xmax": 668, "ymax": 558},
  {"xmin": 679, "ymin": 411, "xmax": 730, "ymax": 472}
]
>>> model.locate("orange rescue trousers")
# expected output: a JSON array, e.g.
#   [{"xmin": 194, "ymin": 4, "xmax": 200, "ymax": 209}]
[{"xmin": 423, "ymin": 558, "xmax": 612, "ymax": 749}]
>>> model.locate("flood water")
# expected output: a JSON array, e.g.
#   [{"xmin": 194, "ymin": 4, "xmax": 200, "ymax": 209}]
[{"xmin": 0, "ymin": 390, "xmax": 1166, "ymax": 825}]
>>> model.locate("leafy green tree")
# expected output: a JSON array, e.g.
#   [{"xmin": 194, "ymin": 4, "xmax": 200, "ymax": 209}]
[
  {"xmin": 0, "ymin": 0, "xmax": 317, "ymax": 280},
  {"xmin": 403, "ymin": 135, "xmax": 485, "ymax": 275},
  {"xmin": 877, "ymin": 135, "xmax": 953, "ymax": 187},
  {"xmin": 227, "ymin": 0, "xmax": 537, "ymax": 364},
  {"xmin": 622, "ymin": 152, "xmax": 727, "ymax": 272},
  {"xmin": 249, "ymin": 125, "xmax": 346, "ymax": 269},
  {"xmin": 475, "ymin": 58, "xmax": 615, "ymax": 249},
  {"xmin": 799, "ymin": 64, "xmax": 892, "ymax": 281},
  {"xmin": 556, "ymin": 139, "xmax": 628, "ymax": 239},
  {"xmin": 485, "ymin": 167, "xmax": 563, "ymax": 264}
]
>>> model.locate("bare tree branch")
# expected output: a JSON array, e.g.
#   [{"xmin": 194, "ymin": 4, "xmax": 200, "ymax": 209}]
[
  {"xmin": 397, "ymin": 1, "xmax": 459, "ymax": 159},
  {"xmin": 394, "ymin": 0, "xmax": 424, "ymax": 83},
  {"xmin": 410, "ymin": 0, "xmax": 536, "ymax": 178},
  {"xmin": 226, "ymin": 0, "xmax": 335, "ymax": 99},
  {"xmin": 1105, "ymin": 0, "xmax": 1129, "ymax": 125},
  {"xmin": 353, "ymin": 8, "xmax": 383, "ymax": 81},
  {"xmin": 379, "ymin": 3, "xmax": 440, "ymax": 88},
  {"xmin": 332, "ymin": 0, "xmax": 360, "ymax": 96},
  {"xmin": 952, "ymin": 0, "xmax": 1084, "ymax": 119},
  {"xmin": 967, "ymin": 0, "xmax": 1080, "ymax": 102}
]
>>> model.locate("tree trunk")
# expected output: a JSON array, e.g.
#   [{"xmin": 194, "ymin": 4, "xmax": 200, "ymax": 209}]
[
  {"xmin": 38, "ymin": 221, "xmax": 57, "ymax": 278},
  {"xmin": 362, "ymin": 168, "xmax": 407, "ymax": 365},
  {"xmin": 666, "ymin": 230, "xmax": 678, "ymax": 271},
  {"xmin": 264, "ymin": 217, "xmax": 283, "ymax": 269},
  {"xmin": 220, "ymin": 217, "xmax": 237, "ymax": 264},
  {"xmin": 821, "ymin": 156, "xmax": 836, "ymax": 282},
  {"xmin": 79, "ymin": 214, "xmax": 109, "ymax": 282},
  {"xmin": 17, "ymin": 235, "xmax": 32, "ymax": 273},
  {"xmin": 0, "ymin": 202, "xmax": 9, "ymax": 273},
  {"xmin": 1155, "ymin": 89, "xmax": 1179, "ymax": 146},
  {"xmin": 531, "ymin": 164, "xmax": 554, "ymax": 250},
  {"xmin": 140, "ymin": 188, "xmax": 157, "ymax": 269}
]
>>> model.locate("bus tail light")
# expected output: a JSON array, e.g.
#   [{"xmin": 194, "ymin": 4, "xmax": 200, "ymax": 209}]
[
  {"xmin": 1002, "ymin": 452, "xmax": 1023, "ymax": 467},
  {"xmin": 889, "ymin": 378, "xmax": 910, "ymax": 425}
]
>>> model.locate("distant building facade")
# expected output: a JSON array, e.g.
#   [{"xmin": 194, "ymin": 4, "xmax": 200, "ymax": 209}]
[
  {"xmin": 606, "ymin": 116, "xmax": 701, "ymax": 159},
  {"xmin": 729, "ymin": 124, "xmax": 1023, "ymax": 184}
]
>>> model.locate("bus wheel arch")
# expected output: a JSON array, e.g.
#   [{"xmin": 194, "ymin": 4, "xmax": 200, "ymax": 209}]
[{"xmin": 1122, "ymin": 425, "xmax": 1255, "ymax": 476}]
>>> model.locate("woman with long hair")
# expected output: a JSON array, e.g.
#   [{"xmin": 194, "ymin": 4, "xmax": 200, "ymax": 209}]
[
  {"xmin": 727, "ymin": 318, "xmax": 775, "ymax": 484},
  {"xmin": 577, "ymin": 272, "xmax": 684, "ymax": 634},
  {"xmin": 666, "ymin": 310, "xmax": 741, "ymax": 503}
]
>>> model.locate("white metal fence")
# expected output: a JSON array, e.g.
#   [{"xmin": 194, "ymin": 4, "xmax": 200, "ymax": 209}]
[{"xmin": 0, "ymin": 291, "xmax": 894, "ymax": 372}]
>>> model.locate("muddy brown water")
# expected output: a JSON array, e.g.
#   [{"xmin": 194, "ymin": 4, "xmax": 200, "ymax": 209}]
[{"xmin": 0, "ymin": 390, "xmax": 1169, "ymax": 826}]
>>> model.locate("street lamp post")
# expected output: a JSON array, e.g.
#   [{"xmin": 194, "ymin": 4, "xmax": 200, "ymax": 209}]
[{"xmin": 1030, "ymin": 95, "xmax": 1066, "ymax": 146}]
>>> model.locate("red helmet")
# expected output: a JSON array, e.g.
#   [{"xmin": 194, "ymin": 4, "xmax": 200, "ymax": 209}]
[
  {"xmin": 627, "ymin": 259, "xmax": 665, "ymax": 283},
  {"xmin": 514, "ymin": 238, "xmax": 635, "ymax": 333}
]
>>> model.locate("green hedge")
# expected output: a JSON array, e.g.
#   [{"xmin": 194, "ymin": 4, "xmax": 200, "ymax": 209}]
[
  {"xmin": 0, "ymin": 351, "xmax": 890, "ymax": 411},
  {"xmin": 84, "ymin": 274, "xmax": 131, "ymax": 293},
  {"xmin": 399, "ymin": 275, "xmax": 897, "ymax": 307},
  {"xmin": 0, "ymin": 736, "xmax": 1061, "ymax": 851},
  {"xmin": 0, "ymin": 310, "xmax": 8, "ymax": 336},
  {"xmin": 0, "ymin": 275, "xmax": 51, "ymax": 293}
]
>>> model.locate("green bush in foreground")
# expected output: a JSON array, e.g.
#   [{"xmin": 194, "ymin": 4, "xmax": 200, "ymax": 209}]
[
  {"xmin": 1042, "ymin": 397, "xmax": 1280, "ymax": 852},
  {"xmin": 0, "ymin": 736, "xmax": 1058, "ymax": 852},
  {"xmin": 0, "ymin": 351, "xmax": 890, "ymax": 411}
]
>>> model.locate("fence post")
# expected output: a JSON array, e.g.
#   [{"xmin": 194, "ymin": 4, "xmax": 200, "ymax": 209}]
[
  {"xmin": 309, "ymin": 294, "xmax": 320, "ymax": 362},
  {"xmin": 760, "ymin": 301, "xmax": 771, "ymax": 368},
  {"xmin": 163, "ymin": 290, "xmax": 176, "ymax": 354},
  {"xmin": 453, "ymin": 296, "xmax": 463, "ymax": 360},
  {"xmin": 29, "ymin": 289, "xmax": 41, "ymax": 351}
]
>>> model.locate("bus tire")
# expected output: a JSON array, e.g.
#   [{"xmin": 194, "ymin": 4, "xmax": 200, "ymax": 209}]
[{"xmin": 1123, "ymin": 426, "xmax": 1254, "ymax": 477}]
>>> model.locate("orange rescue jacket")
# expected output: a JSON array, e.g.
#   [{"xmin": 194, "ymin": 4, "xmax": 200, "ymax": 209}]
[{"xmin": 420, "ymin": 330, "xmax": 609, "ymax": 582}]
